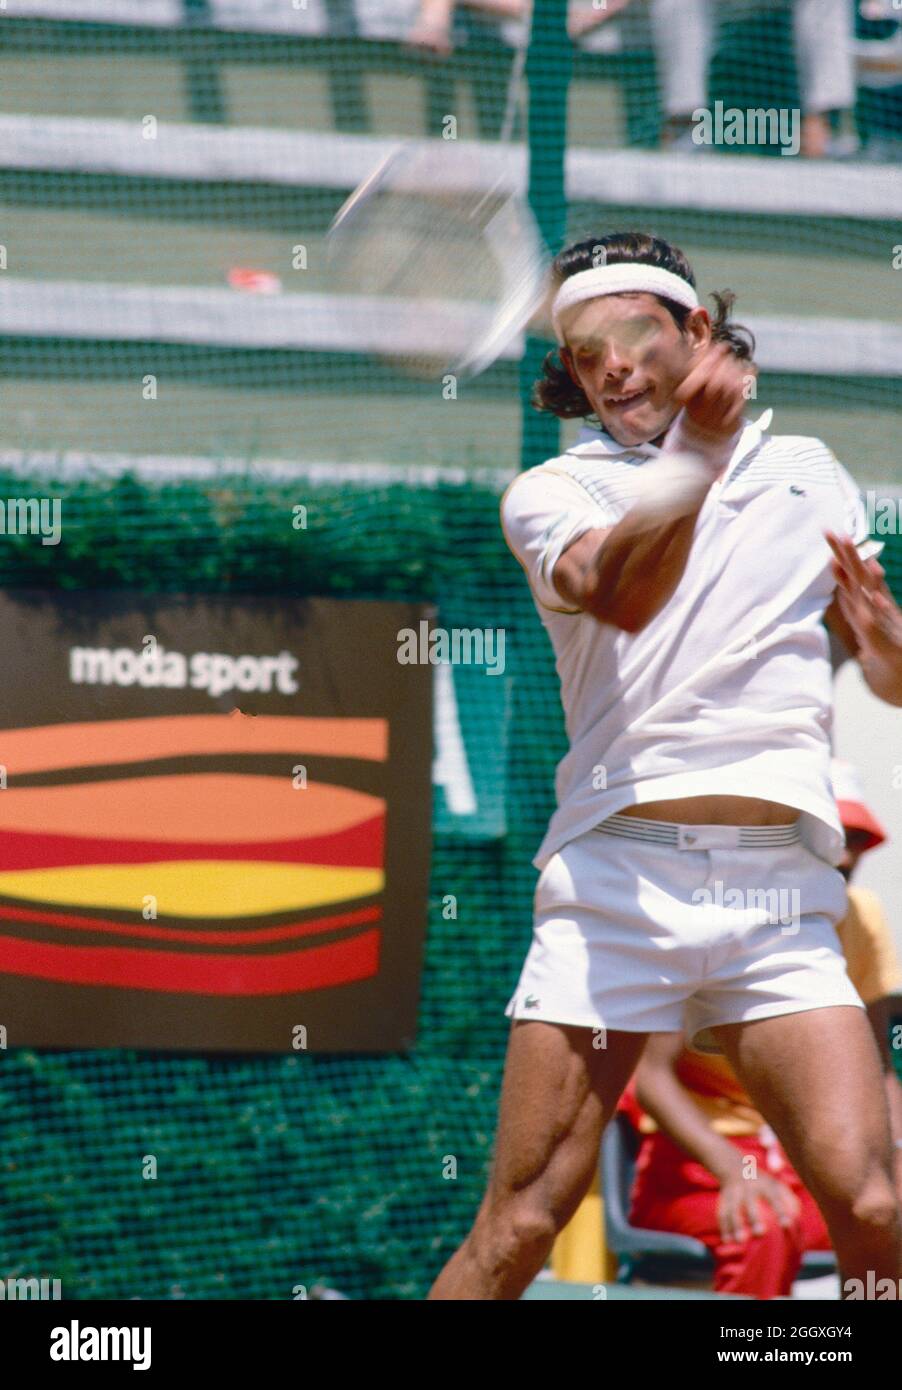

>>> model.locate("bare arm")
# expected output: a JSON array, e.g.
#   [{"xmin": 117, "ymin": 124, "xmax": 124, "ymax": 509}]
[
  {"xmin": 408, "ymin": 0, "xmax": 526, "ymax": 49},
  {"xmin": 552, "ymin": 343, "xmax": 750, "ymax": 631},
  {"xmin": 411, "ymin": 0, "xmax": 630, "ymax": 43},
  {"xmin": 635, "ymin": 1033, "xmax": 751, "ymax": 1184},
  {"xmin": 551, "ymin": 508, "xmax": 707, "ymax": 632},
  {"xmin": 635, "ymin": 1033, "xmax": 800, "ymax": 1239}
]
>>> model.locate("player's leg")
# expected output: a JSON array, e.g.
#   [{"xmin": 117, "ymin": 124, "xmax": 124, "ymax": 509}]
[
  {"xmin": 711, "ymin": 1006, "xmax": 902, "ymax": 1292},
  {"xmin": 427, "ymin": 1019, "xmax": 647, "ymax": 1299}
]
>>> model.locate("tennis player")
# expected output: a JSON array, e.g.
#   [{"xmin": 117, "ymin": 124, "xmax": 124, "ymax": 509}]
[{"xmin": 428, "ymin": 231, "xmax": 902, "ymax": 1300}]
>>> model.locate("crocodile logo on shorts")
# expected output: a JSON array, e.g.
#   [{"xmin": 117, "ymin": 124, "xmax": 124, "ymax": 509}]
[{"xmin": 524, "ymin": 995, "xmax": 541, "ymax": 1009}]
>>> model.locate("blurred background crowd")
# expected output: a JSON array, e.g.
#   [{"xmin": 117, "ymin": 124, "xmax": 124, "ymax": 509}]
[{"xmin": 401, "ymin": 0, "xmax": 902, "ymax": 159}]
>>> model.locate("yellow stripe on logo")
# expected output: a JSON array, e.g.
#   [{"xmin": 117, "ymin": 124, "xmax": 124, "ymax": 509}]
[{"xmin": 0, "ymin": 862, "xmax": 384, "ymax": 919}]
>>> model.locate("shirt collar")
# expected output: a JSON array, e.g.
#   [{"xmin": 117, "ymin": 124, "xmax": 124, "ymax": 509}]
[{"xmin": 566, "ymin": 409, "xmax": 774, "ymax": 468}]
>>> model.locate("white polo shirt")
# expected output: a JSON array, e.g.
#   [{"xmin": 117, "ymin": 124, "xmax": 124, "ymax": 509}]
[{"xmin": 500, "ymin": 413, "xmax": 880, "ymax": 872}]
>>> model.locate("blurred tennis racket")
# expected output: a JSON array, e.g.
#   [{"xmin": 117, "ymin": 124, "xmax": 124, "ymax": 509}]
[{"xmin": 326, "ymin": 38, "xmax": 549, "ymax": 380}]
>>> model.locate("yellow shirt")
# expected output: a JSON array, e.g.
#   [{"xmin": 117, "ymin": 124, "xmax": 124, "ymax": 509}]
[{"xmin": 636, "ymin": 886, "xmax": 902, "ymax": 1137}]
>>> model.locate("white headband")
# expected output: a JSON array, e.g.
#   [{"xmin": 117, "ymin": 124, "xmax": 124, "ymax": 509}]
[{"xmin": 551, "ymin": 264, "xmax": 700, "ymax": 345}]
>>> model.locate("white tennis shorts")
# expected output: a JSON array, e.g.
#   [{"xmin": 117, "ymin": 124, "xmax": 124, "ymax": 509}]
[{"xmin": 505, "ymin": 814, "xmax": 865, "ymax": 1055}]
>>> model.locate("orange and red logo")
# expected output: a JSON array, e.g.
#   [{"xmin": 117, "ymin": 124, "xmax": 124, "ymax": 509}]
[{"xmin": 0, "ymin": 712, "xmax": 387, "ymax": 997}]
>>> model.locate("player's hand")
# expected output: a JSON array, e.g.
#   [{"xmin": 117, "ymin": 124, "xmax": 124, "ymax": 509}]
[
  {"xmin": 716, "ymin": 1172, "xmax": 800, "ymax": 1244},
  {"xmin": 826, "ymin": 531, "xmax": 902, "ymax": 654},
  {"xmin": 672, "ymin": 342, "xmax": 754, "ymax": 446},
  {"xmin": 826, "ymin": 531, "xmax": 902, "ymax": 705}
]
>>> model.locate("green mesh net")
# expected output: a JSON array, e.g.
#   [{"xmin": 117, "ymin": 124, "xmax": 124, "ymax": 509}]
[
  {"xmin": 0, "ymin": 1, "xmax": 899, "ymax": 1300},
  {"xmin": 0, "ymin": 3, "xmax": 898, "ymax": 476},
  {"xmin": 0, "ymin": 467, "xmax": 898, "ymax": 1301},
  {"xmin": 0, "ymin": 467, "xmax": 560, "ymax": 1300}
]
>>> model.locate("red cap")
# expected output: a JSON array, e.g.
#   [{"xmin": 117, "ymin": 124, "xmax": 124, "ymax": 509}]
[{"xmin": 831, "ymin": 759, "xmax": 888, "ymax": 852}]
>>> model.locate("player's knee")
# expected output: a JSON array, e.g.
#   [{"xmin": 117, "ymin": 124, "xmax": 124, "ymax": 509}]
[
  {"xmin": 824, "ymin": 1165, "xmax": 900, "ymax": 1243},
  {"xmin": 848, "ymin": 1177, "xmax": 900, "ymax": 1238},
  {"xmin": 511, "ymin": 1201, "xmax": 560, "ymax": 1255},
  {"xmin": 485, "ymin": 1193, "xmax": 560, "ymax": 1263}
]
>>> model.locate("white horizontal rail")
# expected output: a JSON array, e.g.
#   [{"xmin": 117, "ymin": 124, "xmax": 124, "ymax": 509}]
[
  {"xmin": 0, "ymin": 448, "xmax": 517, "ymax": 490},
  {"xmin": 0, "ymin": 450, "xmax": 898, "ymax": 498},
  {"xmin": 0, "ymin": 279, "xmax": 899, "ymax": 376},
  {"xmin": 0, "ymin": 116, "xmax": 898, "ymax": 220}
]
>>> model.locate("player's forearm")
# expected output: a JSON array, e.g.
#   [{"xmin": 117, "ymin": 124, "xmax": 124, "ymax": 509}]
[
  {"xmin": 585, "ymin": 416, "xmax": 731, "ymax": 632},
  {"xmin": 846, "ymin": 597, "xmax": 902, "ymax": 704},
  {"xmin": 859, "ymin": 652, "xmax": 902, "ymax": 707},
  {"xmin": 583, "ymin": 503, "xmax": 707, "ymax": 633},
  {"xmin": 635, "ymin": 1070, "xmax": 745, "ymax": 1183}
]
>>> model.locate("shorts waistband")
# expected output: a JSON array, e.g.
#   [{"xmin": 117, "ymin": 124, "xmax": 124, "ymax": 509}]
[{"xmin": 595, "ymin": 813, "xmax": 801, "ymax": 851}]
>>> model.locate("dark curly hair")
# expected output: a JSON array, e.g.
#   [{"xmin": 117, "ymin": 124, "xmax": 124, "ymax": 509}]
[{"xmin": 533, "ymin": 232, "xmax": 756, "ymax": 421}]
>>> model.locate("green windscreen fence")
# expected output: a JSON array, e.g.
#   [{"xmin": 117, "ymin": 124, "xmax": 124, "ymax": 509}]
[
  {"xmin": 0, "ymin": 465, "xmax": 558, "ymax": 1301},
  {"xmin": 0, "ymin": 468, "xmax": 899, "ymax": 1302},
  {"xmin": 0, "ymin": 1, "xmax": 900, "ymax": 1299}
]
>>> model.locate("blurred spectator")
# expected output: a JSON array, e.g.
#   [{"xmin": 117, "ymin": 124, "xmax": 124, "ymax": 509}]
[
  {"xmin": 406, "ymin": 0, "xmax": 902, "ymax": 162},
  {"xmin": 615, "ymin": 768, "xmax": 902, "ymax": 1298},
  {"xmin": 856, "ymin": 0, "xmax": 902, "ymax": 161},
  {"xmin": 406, "ymin": 0, "xmax": 635, "ymax": 140},
  {"xmin": 406, "ymin": 0, "xmax": 634, "ymax": 57},
  {"xmin": 650, "ymin": 0, "xmax": 857, "ymax": 157}
]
